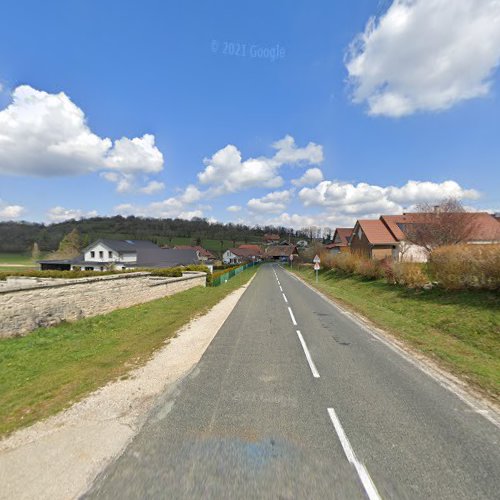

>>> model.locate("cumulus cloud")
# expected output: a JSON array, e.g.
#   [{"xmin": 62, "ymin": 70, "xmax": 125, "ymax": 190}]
[
  {"xmin": 198, "ymin": 135, "xmax": 323, "ymax": 196},
  {"xmin": 247, "ymin": 189, "xmax": 294, "ymax": 214},
  {"xmin": 299, "ymin": 179, "xmax": 479, "ymax": 215},
  {"xmin": 0, "ymin": 85, "xmax": 164, "ymax": 190},
  {"xmin": 226, "ymin": 205, "xmax": 242, "ymax": 212},
  {"xmin": 47, "ymin": 206, "xmax": 98, "ymax": 222},
  {"xmin": 139, "ymin": 180, "xmax": 165, "ymax": 195},
  {"xmin": 0, "ymin": 200, "xmax": 25, "ymax": 220},
  {"xmin": 113, "ymin": 185, "xmax": 205, "ymax": 220},
  {"xmin": 345, "ymin": 0, "xmax": 500, "ymax": 116},
  {"xmin": 292, "ymin": 167, "xmax": 324, "ymax": 187}
]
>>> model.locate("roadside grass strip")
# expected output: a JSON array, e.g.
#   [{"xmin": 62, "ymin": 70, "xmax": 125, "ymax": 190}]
[
  {"xmin": 293, "ymin": 267, "xmax": 500, "ymax": 401},
  {"xmin": 0, "ymin": 267, "xmax": 258, "ymax": 437}
]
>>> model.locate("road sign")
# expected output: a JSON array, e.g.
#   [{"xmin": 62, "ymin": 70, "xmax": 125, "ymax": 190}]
[
  {"xmin": 314, "ymin": 262, "xmax": 320, "ymax": 271},
  {"xmin": 289, "ymin": 254, "xmax": 294, "ymax": 261},
  {"xmin": 313, "ymin": 254, "xmax": 321, "ymax": 263}
]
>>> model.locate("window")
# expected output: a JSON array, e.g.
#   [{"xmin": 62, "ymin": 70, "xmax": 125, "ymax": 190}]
[
  {"xmin": 99, "ymin": 251, "xmax": 104, "ymax": 258},
  {"xmin": 108, "ymin": 251, "xmax": 113, "ymax": 258},
  {"xmin": 85, "ymin": 266, "xmax": 93, "ymax": 271},
  {"xmin": 90, "ymin": 251, "xmax": 95, "ymax": 258},
  {"xmin": 358, "ymin": 227, "xmax": 363, "ymax": 239}
]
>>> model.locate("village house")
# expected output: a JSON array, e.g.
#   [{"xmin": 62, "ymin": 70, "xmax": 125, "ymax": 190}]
[
  {"xmin": 349, "ymin": 220, "xmax": 397, "ymax": 260},
  {"xmin": 222, "ymin": 246, "xmax": 262, "ymax": 265},
  {"xmin": 39, "ymin": 239, "xmax": 204, "ymax": 271},
  {"xmin": 265, "ymin": 245, "xmax": 299, "ymax": 261},
  {"xmin": 263, "ymin": 233, "xmax": 280, "ymax": 244},
  {"xmin": 325, "ymin": 228, "xmax": 353, "ymax": 254},
  {"xmin": 173, "ymin": 245, "xmax": 215, "ymax": 262}
]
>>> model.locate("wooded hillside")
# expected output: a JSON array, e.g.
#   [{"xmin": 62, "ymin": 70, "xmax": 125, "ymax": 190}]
[{"xmin": 0, "ymin": 216, "xmax": 308, "ymax": 253}]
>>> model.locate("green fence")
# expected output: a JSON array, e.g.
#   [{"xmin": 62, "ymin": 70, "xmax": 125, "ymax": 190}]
[{"xmin": 211, "ymin": 261, "xmax": 261, "ymax": 287}]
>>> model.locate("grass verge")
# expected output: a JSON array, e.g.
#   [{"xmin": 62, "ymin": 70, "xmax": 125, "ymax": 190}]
[
  {"xmin": 0, "ymin": 266, "xmax": 257, "ymax": 437},
  {"xmin": 292, "ymin": 266, "xmax": 500, "ymax": 401}
]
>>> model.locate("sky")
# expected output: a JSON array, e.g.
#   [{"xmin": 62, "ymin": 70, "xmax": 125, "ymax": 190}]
[{"xmin": 0, "ymin": 0, "xmax": 499, "ymax": 229}]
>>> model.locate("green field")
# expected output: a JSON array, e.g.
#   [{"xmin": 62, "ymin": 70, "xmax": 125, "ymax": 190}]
[
  {"xmin": 163, "ymin": 238, "xmax": 254, "ymax": 254},
  {"xmin": 0, "ymin": 266, "xmax": 257, "ymax": 437},
  {"xmin": 0, "ymin": 253, "xmax": 39, "ymax": 272},
  {"xmin": 293, "ymin": 266, "xmax": 500, "ymax": 401}
]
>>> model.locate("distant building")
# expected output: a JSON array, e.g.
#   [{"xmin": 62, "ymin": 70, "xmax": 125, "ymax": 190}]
[
  {"xmin": 296, "ymin": 240, "xmax": 309, "ymax": 248},
  {"xmin": 325, "ymin": 228, "xmax": 353, "ymax": 254},
  {"xmin": 39, "ymin": 239, "xmax": 204, "ymax": 271},
  {"xmin": 349, "ymin": 220, "xmax": 397, "ymax": 260},
  {"xmin": 223, "ymin": 247, "xmax": 261, "ymax": 265},
  {"xmin": 173, "ymin": 245, "xmax": 215, "ymax": 262},
  {"xmin": 263, "ymin": 233, "xmax": 280, "ymax": 244},
  {"xmin": 265, "ymin": 245, "xmax": 299, "ymax": 261},
  {"xmin": 238, "ymin": 244, "xmax": 263, "ymax": 254}
]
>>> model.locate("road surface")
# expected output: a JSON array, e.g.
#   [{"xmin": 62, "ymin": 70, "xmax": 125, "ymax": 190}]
[{"xmin": 85, "ymin": 263, "xmax": 500, "ymax": 499}]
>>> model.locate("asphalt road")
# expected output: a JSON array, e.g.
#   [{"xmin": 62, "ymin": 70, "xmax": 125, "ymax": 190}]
[{"xmin": 85, "ymin": 263, "xmax": 500, "ymax": 500}]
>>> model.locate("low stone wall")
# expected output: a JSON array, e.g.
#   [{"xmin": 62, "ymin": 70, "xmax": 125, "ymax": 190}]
[{"xmin": 0, "ymin": 272, "xmax": 206, "ymax": 339}]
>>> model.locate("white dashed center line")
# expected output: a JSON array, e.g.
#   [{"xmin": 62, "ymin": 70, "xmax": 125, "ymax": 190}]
[
  {"xmin": 288, "ymin": 307, "xmax": 297, "ymax": 326},
  {"xmin": 296, "ymin": 330, "xmax": 320, "ymax": 378},
  {"xmin": 327, "ymin": 408, "xmax": 381, "ymax": 500},
  {"xmin": 282, "ymin": 293, "xmax": 288, "ymax": 303}
]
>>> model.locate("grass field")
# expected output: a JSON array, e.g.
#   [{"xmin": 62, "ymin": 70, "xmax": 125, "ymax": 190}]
[
  {"xmin": 293, "ymin": 266, "xmax": 500, "ymax": 401},
  {"xmin": 0, "ymin": 266, "xmax": 257, "ymax": 437},
  {"xmin": 0, "ymin": 253, "xmax": 39, "ymax": 272},
  {"xmin": 162, "ymin": 238, "xmax": 252, "ymax": 254}
]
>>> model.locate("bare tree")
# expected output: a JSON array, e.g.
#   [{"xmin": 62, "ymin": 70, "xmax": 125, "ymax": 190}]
[{"xmin": 401, "ymin": 198, "xmax": 475, "ymax": 252}]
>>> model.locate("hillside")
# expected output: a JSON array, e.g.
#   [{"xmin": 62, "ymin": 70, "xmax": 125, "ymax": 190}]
[{"xmin": 0, "ymin": 216, "xmax": 305, "ymax": 254}]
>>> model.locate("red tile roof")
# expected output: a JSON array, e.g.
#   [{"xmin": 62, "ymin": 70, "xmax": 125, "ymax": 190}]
[
  {"xmin": 327, "ymin": 228, "xmax": 353, "ymax": 247},
  {"xmin": 381, "ymin": 212, "xmax": 500, "ymax": 242},
  {"xmin": 263, "ymin": 233, "xmax": 280, "ymax": 241},
  {"xmin": 357, "ymin": 220, "xmax": 397, "ymax": 245},
  {"xmin": 238, "ymin": 244, "xmax": 263, "ymax": 254},
  {"xmin": 228, "ymin": 247, "xmax": 259, "ymax": 258}
]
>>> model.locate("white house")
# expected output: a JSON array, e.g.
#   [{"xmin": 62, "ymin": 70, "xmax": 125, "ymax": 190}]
[{"xmin": 39, "ymin": 239, "xmax": 205, "ymax": 271}]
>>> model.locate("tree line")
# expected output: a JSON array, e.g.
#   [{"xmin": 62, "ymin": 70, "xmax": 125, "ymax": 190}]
[{"xmin": 0, "ymin": 216, "xmax": 311, "ymax": 253}]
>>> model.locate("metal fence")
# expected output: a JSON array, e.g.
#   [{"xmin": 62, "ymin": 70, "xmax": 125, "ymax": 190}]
[{"xmin": 211, "ymin": 261, "xmax": 261, "ymax": 287}]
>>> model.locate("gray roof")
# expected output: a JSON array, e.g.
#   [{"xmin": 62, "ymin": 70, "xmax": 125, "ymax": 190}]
[
  {"xmin": 131, "ymin": 248, "xmax": 200, "ymax": 268},
  {"xmin": 82, "ymin": 239, "xmax": 159, "ymax": 253}
]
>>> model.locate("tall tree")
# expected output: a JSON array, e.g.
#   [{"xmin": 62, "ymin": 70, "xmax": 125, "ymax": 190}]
[{"xmin": 401, "ymin": 198, "xmax": 475, "ymax": 252}]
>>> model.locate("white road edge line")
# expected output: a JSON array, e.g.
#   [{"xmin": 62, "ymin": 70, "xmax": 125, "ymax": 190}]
[
  {"xmin": 285, "ymin": 269, "xmax": 500, "ymax": 429},
  {"xmin": 296, "ymin": 330, "xmax": 320, "ymax": 378},
  {"xmin": 288, "ymin": 307, "xmax": 297, "ymax": 326},
  {"xmin": 282, "ymin": 293, "xmax": 288, "ymax": 303},
  {"xmin": 327, "ymin": 408, "xmax": 381, "ymax": 500}
]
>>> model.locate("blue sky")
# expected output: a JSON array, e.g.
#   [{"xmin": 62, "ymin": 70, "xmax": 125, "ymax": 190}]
[{"xmin": 0, "ymin": 0, "xmax": 499, "ymax": 228}]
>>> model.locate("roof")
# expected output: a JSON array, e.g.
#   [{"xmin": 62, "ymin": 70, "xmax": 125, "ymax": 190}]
[
  {"xmin": 263, "ymin": 233, "xmax": 280, "ymax": 240},
  {"xmin": 227, "ymin": 247, "xmax": 259, "ymax": 258},
  {"xmin": 174, "ymin": 245, "xmax": 215, "ymax": 258},
  {"xmin": 356, "ymin": 220, "xmax": 397, "ymax": 245},
  {"xmin": 83, "ymin": 239, "xmax": 159, "ymax": 253},
  {"xmin": 132, "ymin": 248, "xmax": 200, "ymax": 268},
  {"xmin": 238, "ymin": 244, "xmax": 262, "ymax": 254},
  {"xmin": 265, "ymin": 245, "xmax": 298, "ymax": 257},
  {"xmin": 327, "ymin": 228, "xmax": 353, "ymax": 248},
  {"xmin": 381, "ymin": 212, "xmax": 500, "ymax": 242}
]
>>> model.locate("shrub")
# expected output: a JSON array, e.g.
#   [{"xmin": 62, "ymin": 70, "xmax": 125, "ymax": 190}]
[
  {"xmin": 0, "ymin": 269, "xmax": 126, "ymax": 281},
  {"xmin": 183, "ymin": 265, "xmax": 213, "ymax": 286},
  {"xmin": 428, "ymin": 244, "xmax": 500, "ymax": 290},
  {"xmin": 330, "ymin": 253, "xmax": 361, "ymax": 275},
  {"xmin": 390, "ymin": 262, "xmax": 429, "ymax": 288},
  {"xmin": 355, "ymin": 258, "xmax": 384, "ymax": 280}
]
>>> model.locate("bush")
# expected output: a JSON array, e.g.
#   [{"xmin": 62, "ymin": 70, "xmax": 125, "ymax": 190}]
[
  {"xmin": 428, "ymin": 244, "xmax": 500, "ymax": 290},
  {"xmin": 0, "ymin": 269, "xmax": 126, "ymax": 281},
  {"xmin": 355, "ymin": 259, "xmax": 384, "ymax": 280},
  {"xmin": 330, "ymin": 253, "xmax": 361, "ymax": 275},
  {"xmin": 183, "ymin": 265, "xmax": 213, "ymax": 286},
  {"xmin": 390, "ymin": 262, "xmax": 429, "ymax": 288}
]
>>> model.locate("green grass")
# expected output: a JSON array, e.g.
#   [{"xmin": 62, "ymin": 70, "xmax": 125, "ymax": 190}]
[
  {"xmin": 163, "ymin": 238, "xmax": 249, "ymax": 254},
  {"xmin": 0, "ymin": 267, "xmax": 257, "ymax": 437},
  {"xmin": 0, "ymin": 253, "xmax": 39, "ymax": 271},
  {"xmin": 293, "ymin": 266, "xmax": 500, "ymax": 400}
]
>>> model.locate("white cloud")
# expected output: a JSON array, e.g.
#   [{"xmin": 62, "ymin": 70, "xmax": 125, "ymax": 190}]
[
  {"xmin": 292, "ymin": 167, "xmax": 324, "ymax": 187},
  {"xmin": 197, "ymin": 135, "xmax": 323, "ymax": 196},
  {"xmin": 346, "ymin": 0, "xmax": 500, "ymax": 116},
  {"xmin": 299, "ymin": 179, "xmax": 479, "ymax": 215},
  {"xmin": 139, "ymin": 180, "xmax": 165, "ymax": 195},
  {"xmin": 0, "ymin": 200, "xmax": 25, "ymax": 220},
  {"xmin": 271, "ymin": 135, "xmax": 324, "ymax": 165},
  {"xmin": 247, "ymin": 189, "xmax": 294, "ymax": 214},
  {"xmin": 47, "ymin": 206, "xmax": 98, "ymax": 223},
  {"xmin": 226, "ymin": 205, "xmax": 242, "ymax": 212},
  {"xmin": 0, "ymin": 85, "xmax": 164, "ymax": 185}
]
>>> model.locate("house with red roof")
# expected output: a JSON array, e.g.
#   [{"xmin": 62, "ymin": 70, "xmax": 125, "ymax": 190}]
[
  {"xmin": 173, "ymin": 245, "xmax": 215, "ymax": 262},
  {"xmin": 325, "ymin": 228, "xmax": 353, "ymax": 254}
]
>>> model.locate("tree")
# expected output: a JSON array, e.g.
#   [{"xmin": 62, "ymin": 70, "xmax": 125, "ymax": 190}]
[
  {"xmin": 31, "ymin": 242, "xmax": 41, "ymax": 261},
  {"xmin": 50, "ymin": 228, "xmax": 82, "ymax": 259},
  {"xmin": 401, "ymin": 198, "xmax": 475, "ymax": 252}
]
